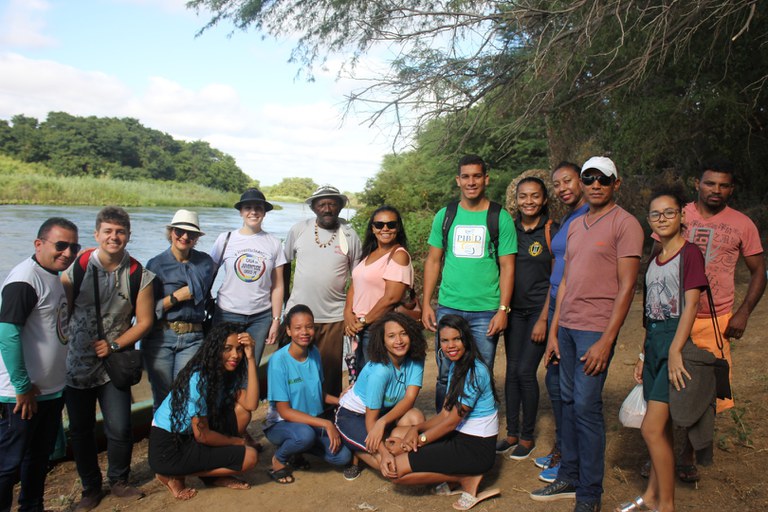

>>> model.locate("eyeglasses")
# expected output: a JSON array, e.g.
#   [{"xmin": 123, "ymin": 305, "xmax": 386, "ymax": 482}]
[
  {"xmin": 41, "ymin": 239, "xmax": 81, "ymax": 253},
  {"xmin": 372, "ymin": 221, "xmax": 398, "ymax": 230},
  {"xmin": 173, "ymin": 227, "xmax": 201, "ymax": 240},
  {"xmin": 581, "ymin": 174, "xmax": 615, "ymax": 186},
  {"xmin": 648, "ymin": 208, "xmax": 680, "ymax": 222}
]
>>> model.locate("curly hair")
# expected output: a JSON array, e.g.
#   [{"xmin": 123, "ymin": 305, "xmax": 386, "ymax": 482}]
[
  {"xmin": 360, "ymin": 205, "xmax": 409, "ymax": 260},
  {"xmin": 277, "ymin": 304, "xmax": 315, "ymax": 348},
  {"xmin": 649, "ymin": 183, "xmax": 688, "ymax": 210},
  {"xmin": 438, "ymin": 314, "xmax": 498, "ymax": 416},
  {"xmin": 365, "ymin": 312, "xmax": 426, "ymax": 365},
  {"xmin": 169, "ymin": 322, "xmax": 247, "ymax": 439}
]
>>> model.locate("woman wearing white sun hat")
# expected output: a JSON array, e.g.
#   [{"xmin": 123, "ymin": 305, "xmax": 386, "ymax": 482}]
[{"xmin": 144, "ymin": 209, "xmax": 215, "ymax": 411}]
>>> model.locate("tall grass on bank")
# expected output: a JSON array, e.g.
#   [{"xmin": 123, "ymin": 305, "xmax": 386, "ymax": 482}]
[{"xmin": 0, "ymin": 155, "xmax": 243, "ymax": 207}]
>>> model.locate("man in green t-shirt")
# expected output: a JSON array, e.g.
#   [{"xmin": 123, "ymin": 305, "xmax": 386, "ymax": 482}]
[{"xmin": 422, "ymin": 155, "xmax": 517, "ymax": 410}]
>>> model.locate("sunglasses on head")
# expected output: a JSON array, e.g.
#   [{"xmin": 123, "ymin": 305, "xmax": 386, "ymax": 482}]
[
  {"xmin": 372, "ymin": 221, "xmax": 398, "ymax": 230},
  {"xmin": 173, "ymin": 227, "xmax": 201, "ymax": 240},
  {"xmin": 581, "ymin": 174, "xmax": 615, "ymax": 186},
  {"xmin": 42, "ymin": 239, "xmax": 81, "ymax": 253}
]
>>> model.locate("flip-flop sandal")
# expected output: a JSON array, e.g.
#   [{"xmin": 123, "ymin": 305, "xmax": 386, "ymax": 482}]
[
  {"xmin": 208, "ymin": 477, "xmax": 251, "ymax": 490},
  {"xmin": 156, "ymin": 476, "xmax": 197, "ymax": 501},
  {"xmin": 267, "ymin": 467, "xmax": 295, "ymax": 484},
  {"xmin": 675, "ymin": 464, "xmax": 700, "ymax": 483},
  {"xmin": 615, "ymin": 496, "xmax": 652, "ymax": 512},
  {"xmin": 452, "ymin": 488, "xmax": 501, "ymax": 510},
  {"xmin": 432, "ymin": 482, "xmax": 463, "ymax": 496}
]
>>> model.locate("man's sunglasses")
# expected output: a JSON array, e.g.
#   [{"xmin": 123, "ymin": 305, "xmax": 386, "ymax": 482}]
[
  {"xmin": 41, "ymin": 239, "xmax": 82, "ymax": 253},
  {"xmin": 372, "ymin": 221, "xmax": 398, "ymax": 230},
  {"xmin": 173, "ymin": 227, "xmax": 201, "ymax": 240},
  {"xmin": 581, "ymin": 174, "xmax": 615, "ymax": 186}
]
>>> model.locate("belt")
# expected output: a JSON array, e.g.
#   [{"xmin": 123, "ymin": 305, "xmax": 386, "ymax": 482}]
[{"xmin": 161, "ymin": 320, "xmax": 203, "ymax": 334}]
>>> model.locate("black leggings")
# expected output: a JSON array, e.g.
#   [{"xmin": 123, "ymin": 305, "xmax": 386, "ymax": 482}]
[{"xmin": 503, "ymin": 305, "xmax": 547, "ymax": 440}]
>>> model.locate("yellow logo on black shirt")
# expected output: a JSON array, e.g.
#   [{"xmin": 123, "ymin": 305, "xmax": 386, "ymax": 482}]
[{"xmin": 529, "ymin": 241, "xmax": 543, "ymax": 257}]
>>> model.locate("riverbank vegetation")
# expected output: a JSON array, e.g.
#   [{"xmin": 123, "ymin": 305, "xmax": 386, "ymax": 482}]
[
  {"xmin": 0, "ymin": 154, "xmax": 241, "ymax": 207},
  {"xmin": 0, "ymin": 112, "xmax": 250, "ymax": 192}
]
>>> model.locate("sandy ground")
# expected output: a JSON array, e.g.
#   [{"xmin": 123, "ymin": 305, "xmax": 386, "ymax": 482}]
[{"xmin": 28, "ymin": 281, "xmax": 768, "ymax": 512}]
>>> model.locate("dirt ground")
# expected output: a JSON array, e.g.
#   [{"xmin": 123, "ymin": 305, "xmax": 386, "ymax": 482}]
[{"xmin": 32, "ymin": 281, "xmax": 768, "ymax": 512}]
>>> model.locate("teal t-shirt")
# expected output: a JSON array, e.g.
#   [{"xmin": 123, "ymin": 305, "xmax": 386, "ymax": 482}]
[
  {"xmin": 267, "ymin": 344, "xmax": 324, "ymax": 418},
  {"xmin": 153, "ymin": 371, "xmax": 206, "ymax": 434},
  {"xmin": 448, "ymin": 360, "xmax": 497, "ymax": 420},
  {"xmin": 427, "ymin": 204, "xmax": 517, "ymax": 311},
  {"xmin": 356, "ymin": 358, "xmax": 424, "ymax": 410}
]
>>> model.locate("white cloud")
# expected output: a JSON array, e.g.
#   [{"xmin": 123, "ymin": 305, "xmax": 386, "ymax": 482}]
[
  {"xmin": 0, "ymin": 52, "xmax": 388, "ymax": 190},
  {"xmin": 0, "ymin": 0, "xmax": 55, "ymax": 49}
]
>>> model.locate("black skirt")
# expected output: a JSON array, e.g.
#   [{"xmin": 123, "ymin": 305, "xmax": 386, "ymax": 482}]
[{"xmin": 408, "ymin": 431, "xmax": 496, "ymax": 475}]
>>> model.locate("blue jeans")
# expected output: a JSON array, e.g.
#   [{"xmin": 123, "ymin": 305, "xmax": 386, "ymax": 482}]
[
  {"xmin": 434, "ymin": 305, "xmax": 499, "ymax": 411},
  {"xmin": 0, "ymin": 397, "xmax": 64, "ymax": 512},
  {"xmin": 545, "ymin": 298, "xmax": 562, "ymax": 451},
  {"xmin": 352, "ymin": 326, "xmax": 370, "ymax": 375},
  {"xmin": 502, "ymin": 305, "xmax": 546, "ymax": 440},
  {"xmin": 557, "ymin": 327, "xmax": 614, "ymax": 502},
  {"xmin": 264, "ymin": 421, "xmax": 352, "ymax": 467},
  {"xmin": 142, "ymin": 327, "xmax": 204, "ymax": 411},
  {"xmin": 214, "ymin": 308, "xmax": 272, "ymax": 371},
  {"xmin": 64, "ymin": 382, "xmax": 133, "ymax": 492}
]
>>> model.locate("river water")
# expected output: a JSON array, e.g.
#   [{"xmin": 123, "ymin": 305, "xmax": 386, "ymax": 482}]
[{"xmin": 0, "ymin": 203, "xmax": 357, "ymax": 283}]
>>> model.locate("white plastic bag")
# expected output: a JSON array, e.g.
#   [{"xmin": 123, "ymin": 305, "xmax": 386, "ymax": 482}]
[{"xmin": 619, "ymin": 384, "xmax": 647, "ymax": 428}]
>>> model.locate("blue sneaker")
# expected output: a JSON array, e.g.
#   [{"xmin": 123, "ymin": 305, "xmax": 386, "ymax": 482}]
[
  {"xmin": 539, "ymin": 463, "xmax": 560, "ymax": 483},
  {"xmin": 534, "ymin": 453, "xmax": 553, "ymax": 469}
]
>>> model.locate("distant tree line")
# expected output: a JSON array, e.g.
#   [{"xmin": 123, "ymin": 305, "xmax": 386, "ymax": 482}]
[{"xmin": 0, "ymin": 112, "xmax": 250, "ymax": 192}]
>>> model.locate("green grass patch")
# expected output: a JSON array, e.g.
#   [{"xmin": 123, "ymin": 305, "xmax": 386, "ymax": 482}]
[{"xmin": 0, "ymin": 155, "xmax": 282, "ymax": 208}]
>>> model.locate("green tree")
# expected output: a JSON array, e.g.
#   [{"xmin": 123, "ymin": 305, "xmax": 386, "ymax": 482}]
[
  {"xmin": 190, "ymin": 0, "xmax": 767, "ymax": 201},
  {"xmin": 267, "ymin": 177, "xmax": 318, "ymax": 199}
]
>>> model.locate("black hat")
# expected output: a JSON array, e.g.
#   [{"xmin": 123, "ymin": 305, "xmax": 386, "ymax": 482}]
[{"xmin": 234, "ymin": 188, "xmax": 274, "ymax": 212}]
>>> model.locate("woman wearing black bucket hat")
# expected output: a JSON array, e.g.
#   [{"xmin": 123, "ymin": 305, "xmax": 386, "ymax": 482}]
[{"xmin": 210, "ymin": 189, "xmax": 286, "ymax": 372}]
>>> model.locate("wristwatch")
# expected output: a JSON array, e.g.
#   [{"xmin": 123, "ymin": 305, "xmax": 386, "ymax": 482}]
[
  {"xmin": 419, "ymin": 433, "xmax": 428, "ymax": 445},
  {"xmin": 169, "ymin": 293, "xmax": 179, "ymax": 306},
  {"xmin": 358, "ymin": 316, "xmax": 367, "ymax": 326},
  {"xmin": 498, "ymin": 305, "xmax": 511, "ymax": 314},
  {"xmin": 108, "ymin": 340, "xmax": 120, "ymax": 353}
]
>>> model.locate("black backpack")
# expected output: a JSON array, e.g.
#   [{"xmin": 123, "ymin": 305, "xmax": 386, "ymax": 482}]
[{"xmin": 441, "ymin": 200, "xmax": 502, "ymax": 262}]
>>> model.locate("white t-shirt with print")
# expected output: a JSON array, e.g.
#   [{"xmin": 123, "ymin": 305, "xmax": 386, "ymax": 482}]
[{"xmin": 211, "ymin": 230, "xmax": 287, "ymax": 315}]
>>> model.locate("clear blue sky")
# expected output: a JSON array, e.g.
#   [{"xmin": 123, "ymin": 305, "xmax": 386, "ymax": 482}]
[{"xmin": 0, "ymin": 0, "xmax": 398, "ymax": 191}]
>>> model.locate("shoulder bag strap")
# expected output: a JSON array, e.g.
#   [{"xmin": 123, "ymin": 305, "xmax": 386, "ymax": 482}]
[
  {"xmin": 206, "ymin": 231, "xmax": 232, "ymax": 298},
  {"xmin": 91, "ymin": 265, "xmax": 106, "ymax": 340},
  {"xmin": 706, "ymin": 282, "xmax": 725, "ymax": 358}
]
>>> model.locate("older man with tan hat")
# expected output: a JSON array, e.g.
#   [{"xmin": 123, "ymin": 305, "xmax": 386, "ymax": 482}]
[{"xmin": 283, "ymin": 185, "xmax": 361, "ymax": 397}]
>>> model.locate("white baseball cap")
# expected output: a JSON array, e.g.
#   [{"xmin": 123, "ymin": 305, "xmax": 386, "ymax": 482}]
[{"xmin": 581, "ymin": 156, "xmax": 618, "ymax": 179}]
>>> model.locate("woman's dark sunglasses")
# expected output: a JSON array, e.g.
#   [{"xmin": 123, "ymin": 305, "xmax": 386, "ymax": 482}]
[
  {"xmin": 372, "ymin": 221, "xmax": 398, "ymax": 230},
  {"xmin": 581, "ymin": 174, "xmax": 615, "ymax": 186},
  {"xmin": 42, "ymin": 239, "xmax": 82, "ymax": 253},
  {"xmin": 173, "ymin": 227, "xmax": 201, "ymax": 240}
]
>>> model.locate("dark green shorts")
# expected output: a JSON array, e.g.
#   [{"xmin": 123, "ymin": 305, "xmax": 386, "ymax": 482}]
[{"xmin": 642, "ymin": 317, "xmax": 681, "ymax": 404}]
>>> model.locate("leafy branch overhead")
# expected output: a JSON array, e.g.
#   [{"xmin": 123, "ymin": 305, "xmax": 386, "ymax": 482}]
[{"xmin": 188, "ymin": 0, "xmax": 763, "ymax": 141}]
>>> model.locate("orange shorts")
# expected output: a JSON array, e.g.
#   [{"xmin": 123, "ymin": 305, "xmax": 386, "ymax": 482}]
[{"xmin": 690, "ymin": 312, "xmax": 733, "ymax": 413}]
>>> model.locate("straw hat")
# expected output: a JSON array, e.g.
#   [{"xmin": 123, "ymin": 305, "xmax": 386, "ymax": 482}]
[{"xmin": 167, "ymin": 209, "xmax": 205, "ymax": 235}]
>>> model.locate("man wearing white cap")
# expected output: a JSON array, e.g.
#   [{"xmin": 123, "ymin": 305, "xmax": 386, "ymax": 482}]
[
  {"xmin": 283, "ymin": 185, "xmax": 362, "ymax": 397},
  {"xmin": 531, "ymin": 156, "xmax": 644, "ymax": 512}
]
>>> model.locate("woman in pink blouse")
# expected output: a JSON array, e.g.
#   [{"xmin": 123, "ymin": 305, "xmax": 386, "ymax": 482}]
[{"xmin": 344, "ymin": 206, "xmax": 414, "ymax": 372}]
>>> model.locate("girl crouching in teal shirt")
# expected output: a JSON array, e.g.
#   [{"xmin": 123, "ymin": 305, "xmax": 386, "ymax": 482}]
[
  {"xmin": 335, "ymin": 312, "xmax": 426, "ymax": 479},
  {"xmin": 148, "ymin": 322, "xmax": 259, "ymax": 500},
  {"xmin": 264, "ymin": 305, "xmax": 352, "ymax": 484},
  {"xmin": 389, "ymin": 314, "xmax": 501, "ymax": 510}
]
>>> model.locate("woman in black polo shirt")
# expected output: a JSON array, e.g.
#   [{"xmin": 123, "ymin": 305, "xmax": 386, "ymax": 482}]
[{"xmin": 497, "ymin": 177, "xmax": 557, "ymax": 460}]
